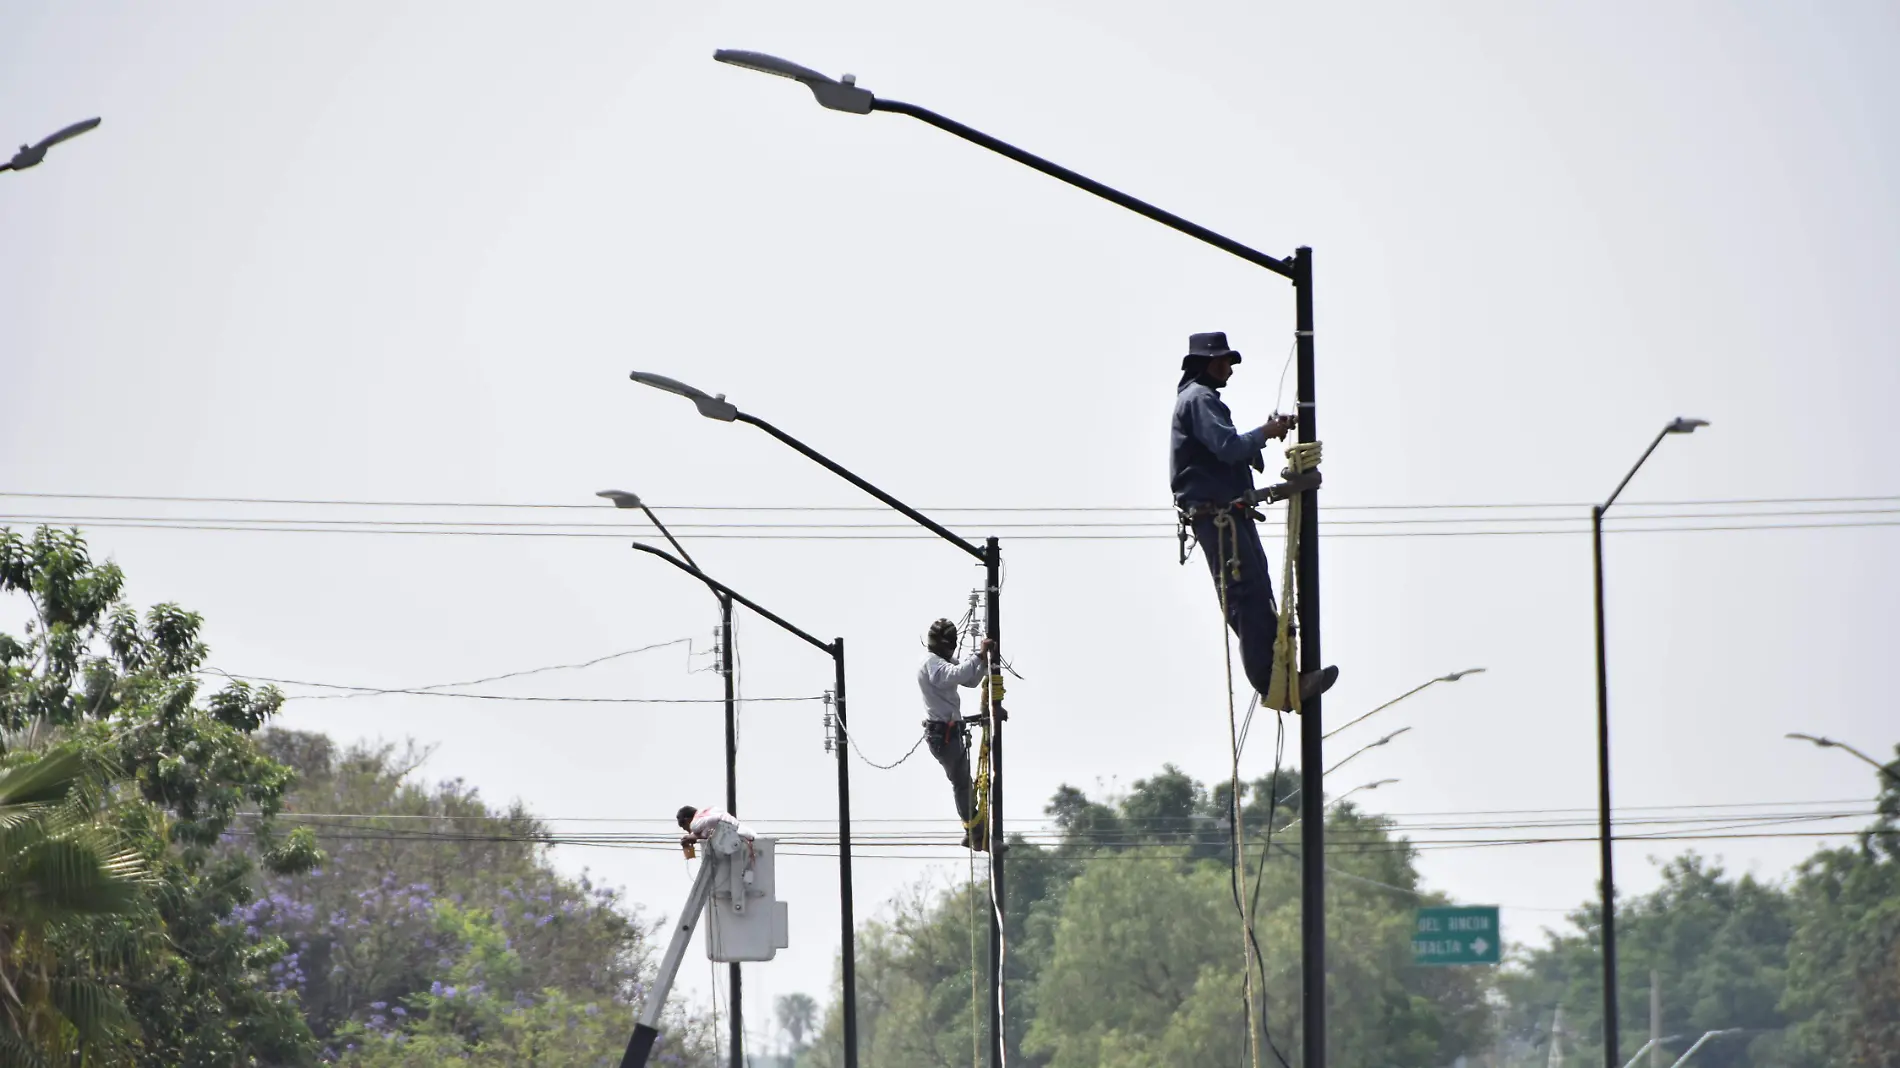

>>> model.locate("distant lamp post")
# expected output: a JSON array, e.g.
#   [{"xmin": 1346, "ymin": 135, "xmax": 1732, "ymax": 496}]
[
  {"xmin": 1323, "ymin": 727, "xmax": 1411, "ymax": 779},
  {"xmin": 1663, "ymin": 1029, "xmax": 1742, "ymax": 1068},
  {"xmin": 599, "ymin": 489, "xmax": 746, "ymax": 1068},
  {"xmin": 1323, "ymin": 668, "xmax": 1486, "ymax": 741},
  {"xmin": 616, "ymin": 540, "xmax": 855, "ymax": 1068},
  {"xmin": 1328, "ymin": 778, "xmax": 1398, "ymax": 810},
  {"xmin": 628, "ymin": 370, "xmax": 992, "ymax": 1068},
  {"xmin": 598, "ymin": 489, "xmax": 700, "ymax": 569},
  {"xmin": 1593, "ymin": 416, "xmax": 1708, "ymax": 1068},
  {"xmin": 1786, "ymin": 732, "xmax": 1900, "ymax": 784},
  {"xmin": 1, "ymin": 118, "xmax": 101, "ymax": 174}
]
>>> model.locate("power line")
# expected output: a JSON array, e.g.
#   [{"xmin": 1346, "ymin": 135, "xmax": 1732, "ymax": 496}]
[
  {"xmin": 9, "ymin": 515, "xmax": 1900, "ymax": 541},
  {"xmin": 218, "ymin": 677, "xmax": 819, "ymax": 705},
  {"xmin": 222, "ymin": 825, "xmax": 1877, "ymax": 855},
  {"xmin": 13, "ymin": 507, "xmax": 1900, "ymax": 530},
  {"xmin": 204, "ymin": 638, "xmax": 704, "ymax": 701},
  {"xmin": 244, "ymin": 797, "xmax": 1877, "ymax": 825},
  {"xmin": 6, "ymin": 490, "xmax": 1897, "ymax": 512}
]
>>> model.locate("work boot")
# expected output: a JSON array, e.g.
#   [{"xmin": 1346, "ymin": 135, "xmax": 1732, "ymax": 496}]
[
  {"xmin": 1262, "ymin": 665, "xmax": 1340, "ymax": 712},
  {"xmin": 1301, "ymin": 665, "xmax": 1339, "ymax": 703}
]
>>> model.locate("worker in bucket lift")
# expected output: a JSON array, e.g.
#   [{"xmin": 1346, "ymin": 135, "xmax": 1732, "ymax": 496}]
[
  {"xmin": 917, "ymin": 619, "xmax": 993, "ymax": 851},
  {"xmin": 1172, "ymin": 330, "xmax": 1339, "ymax": 710},
  {"xmin": 677, "ymin": 805, "xmax": 756, "ymax": 862}
]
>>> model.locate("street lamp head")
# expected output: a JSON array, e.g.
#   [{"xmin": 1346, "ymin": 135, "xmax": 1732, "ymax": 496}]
[
  {"xmin": 1440, "ymin": 667, "xmax": 1488, "ymax": 683},
  {"xmin": 3, "ymin": 117, "xmax": 101, "ymax": 173},
  {"xmin": 597, "ymin": 489, "xmax": 643, "ymax": 509},
  {"xmin": 628, "ymin": 371, "xmax": 739, "ymax": 422},
  {"xmin": 712, "ymin": 49, "xmax": 875, "ymax": 115},
  {"xmin": 1666, "ymin": 417, "xmax": 1710, "ymax": 434},
  {"xmin": 1786, "ymin": 731, "xmax": 1837, "ymax": 749}
]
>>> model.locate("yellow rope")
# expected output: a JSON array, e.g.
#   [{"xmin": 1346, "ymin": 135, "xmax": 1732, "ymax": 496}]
[{"xmin": 1265, "ymin": 441, "xmax": 1321, "ymax": 713}]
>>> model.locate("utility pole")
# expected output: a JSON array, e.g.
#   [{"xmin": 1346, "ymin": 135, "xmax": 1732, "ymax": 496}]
[
  {"xmin": 1650, "ymin": 972, "xmax": 1662, "ymax": 1068},
  {"xmin": 1547, "ymin": 1005, "xmax": 1566, "ymax": 1068},
  {"xmin": 984, "ymin": 537, "xmax": 1006, "ymax": 1064},
  {"xmin": 1293, "ymin": 247, "xmax": 1327, "ymax": 1068},
  {"xmin": 721, "ymin": 597, "xmax": 742, "ymax": 1068}
]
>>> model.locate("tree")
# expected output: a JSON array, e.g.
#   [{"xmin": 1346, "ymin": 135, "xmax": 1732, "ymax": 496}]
[
  {"xmin": 798, "ymin": 764, "xmax": 1490, "ymax": 1068},
  {"xmin": 251, "ymin": 730, "xmax": 720, "ymax": 1067},
  {"xmin": 777, "ymin": 992, "xmax": 818, "ymax": 1055},
  {"xmin": 1780, "ymin": 745, "xmax": 1900, "ymax": 1067},
  {"xmin": 1, "ymin": 525, "xmax": 322, "ymax": 1064},
  {"xmin": 1497, "ymin": 744, "xmax": 1900, "ymax": 1067},
  {"xmin": 0, "ymin": 732, "xmax": 147, "ymax": 1065}
]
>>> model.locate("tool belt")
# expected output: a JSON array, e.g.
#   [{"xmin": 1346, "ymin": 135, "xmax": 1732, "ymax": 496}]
[
  {"xmin": 1175, "ymin": 467, "xmax": 1322, "ymax": 564},
  {"xmin": 923, "ymin": 719, "xmax": 969, "ymax": 744}
]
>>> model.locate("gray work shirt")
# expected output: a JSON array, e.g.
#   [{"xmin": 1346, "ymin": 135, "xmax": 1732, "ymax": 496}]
[
  {"xmin": 918, "ymin": 652, "xmax": 988, "ymax": 723},
  {"xmin": 1170, "ymin": 377, "xmax": 1267, "ymax": 507}
]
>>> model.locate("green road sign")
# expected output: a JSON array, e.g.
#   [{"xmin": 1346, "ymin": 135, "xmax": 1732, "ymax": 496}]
[{"xmin": 1413, "ymin": 906, "xmax": 1501, "ymax": 965}]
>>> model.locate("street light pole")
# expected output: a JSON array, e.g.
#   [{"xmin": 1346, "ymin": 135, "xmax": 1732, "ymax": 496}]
[
  {"xmin": 620, "ymin": 541, "xmax": 860, "ymax": 1068},
  {"xmin": 1592, "ymin": 417, "xmax": 1707, "ymax": 1068},
  {"xmin": 625, "ymin": 372, "xmax": 989, "ymax": 1067},
  {"xmin": 600, "ymin": 491, "xmax": 746, "ymax": 1068},
  {"xmin": 1322, "ymin": 668, "xmax": 1485, "ymax": 741},
  {"xmin": 706, "ymin": 51, "xmax": 1321, "ymax": 1065},
  {"xmin": 1786, "ymin": 733, "xmax": 1900, "ymax": 785}
]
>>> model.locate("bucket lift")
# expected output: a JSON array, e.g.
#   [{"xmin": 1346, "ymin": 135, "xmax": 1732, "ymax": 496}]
[{"xmin": 619, "ymin": 835, "xmax": 789, "ymax": 1068}]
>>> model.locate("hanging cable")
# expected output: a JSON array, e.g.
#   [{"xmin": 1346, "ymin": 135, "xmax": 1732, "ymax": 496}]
[{"xmin": 1212, "ymin": 512, "xmax": 1264, "ymax": 1068}]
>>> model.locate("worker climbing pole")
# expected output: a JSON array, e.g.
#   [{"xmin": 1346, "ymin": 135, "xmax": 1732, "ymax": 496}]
[
  {"xmin": 1173, "ymin": 328, "xmax": 1334, "ymax": 1067},
  {"xmin": 916, "ymin": 609, "xmax": 995, "ymax": 850},
  {"xmin": 1172, "ymin": 330, "xmax": 1339, "ymax": 710}
]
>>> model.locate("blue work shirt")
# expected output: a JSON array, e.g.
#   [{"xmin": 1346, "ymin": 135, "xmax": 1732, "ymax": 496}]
[{"xmin": 1171, "ymin": 377, "xmax": 1267, "ymax": 507}]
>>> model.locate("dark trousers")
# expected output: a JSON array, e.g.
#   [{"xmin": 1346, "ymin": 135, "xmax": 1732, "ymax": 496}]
[
  {"xmin": 925, "ymin": 720, "xmax": 973, "ymax": 823},
  {"xmin": 1192, "ymin": 511, "xmax": 1286, "ymax": 700}
]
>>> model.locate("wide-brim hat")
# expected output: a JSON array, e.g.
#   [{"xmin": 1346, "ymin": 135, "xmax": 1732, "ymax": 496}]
[{"xmin": 1184, "ymin": 331, "xmax": 1241, "ymax": 363}]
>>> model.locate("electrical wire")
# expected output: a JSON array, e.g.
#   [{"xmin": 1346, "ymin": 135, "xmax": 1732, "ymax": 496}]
[
  {"xmin": 202, "ymin": 638, "xmax": 702, "ymax": 702},
  {"xmin": 11, "ymin": 514, "xmax": 1899, "ymax": 541},
  {"xmin": 5, "ymin": 490, "xmax": 1890, "ymax": 511}
]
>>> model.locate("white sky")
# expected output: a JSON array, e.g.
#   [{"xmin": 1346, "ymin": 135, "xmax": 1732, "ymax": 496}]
[{"xmin": 5, "ymin": 1, "xmax": 1898, "ymax": 1051}]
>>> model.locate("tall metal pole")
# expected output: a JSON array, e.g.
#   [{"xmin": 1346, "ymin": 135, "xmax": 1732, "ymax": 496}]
[
  {"xmin": 1292, "ymin": 246, "xmax": 1326, "ymax": 1068},
  {"xmin": 1650, "ymin": 970, "xmax": 1662, "ymax": 1068},
  {"xmin": 984, "ymin": 538, "xmax": 1004, "ymax": 1068},
  {"xmin": 1593, "ymin": 504, "xmax": 1620, "ymax": 1067},
  {"xmin": 833, "ymin": 641, "xmax": 858, "ymax": 1068},
  {"xmin": 721, "ymin": 595, "xmax": 742, "ymax": 1068},
  {"xmin": 624, "ymin": 542, "xmax": 857, "ymax": 1068}
]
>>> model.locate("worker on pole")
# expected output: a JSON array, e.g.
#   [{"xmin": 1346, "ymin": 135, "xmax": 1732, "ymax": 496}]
[
  {"xmin": 917, "ymin": 619, "xmax": 992, "ymax": 850},
  {"xmin": 1172, "ymin": 331, "xmax": 1339, "ymax": 709}
]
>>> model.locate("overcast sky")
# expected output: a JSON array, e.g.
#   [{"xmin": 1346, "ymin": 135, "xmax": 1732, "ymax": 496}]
[{"xmin": 5, "ymin": 1, "xmax": 1898, "ymax": 1050}]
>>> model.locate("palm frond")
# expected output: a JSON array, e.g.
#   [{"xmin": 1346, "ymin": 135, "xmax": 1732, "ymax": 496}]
[
  {"xmin": 0, "ymin": 1029, "xmax": 51, "ymax": 1068},
  {"xmin": 0, "ymin": 750, "xmax": 88, "ymax": 809},
  {"xmin": 45, "ymin": 978, "xmax": 132, "ymax": 1045}
]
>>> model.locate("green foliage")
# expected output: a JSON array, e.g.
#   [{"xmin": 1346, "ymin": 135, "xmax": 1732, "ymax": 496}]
[
  {"xmin": 1500, "ymin": 750, "xmax": 1900, "ymax": 1068},
  {"xmin": 800, "ymin": 764, "xmax": 1490, "ymax": 1068},
  {"xmin": 0, "ymin": 731, "xmax": 147, "ymax": 1064},
  {"xmin": 1778, "ymin": 752, "xmax": 1900, "ymax": 1067},
  {"xmin": 250, "ymin": 731, "xmax": 720, "ymax": 1066},
  {"xmin": 1, "ymin": 526, "xmax": 319, "ymax": 1064}
]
